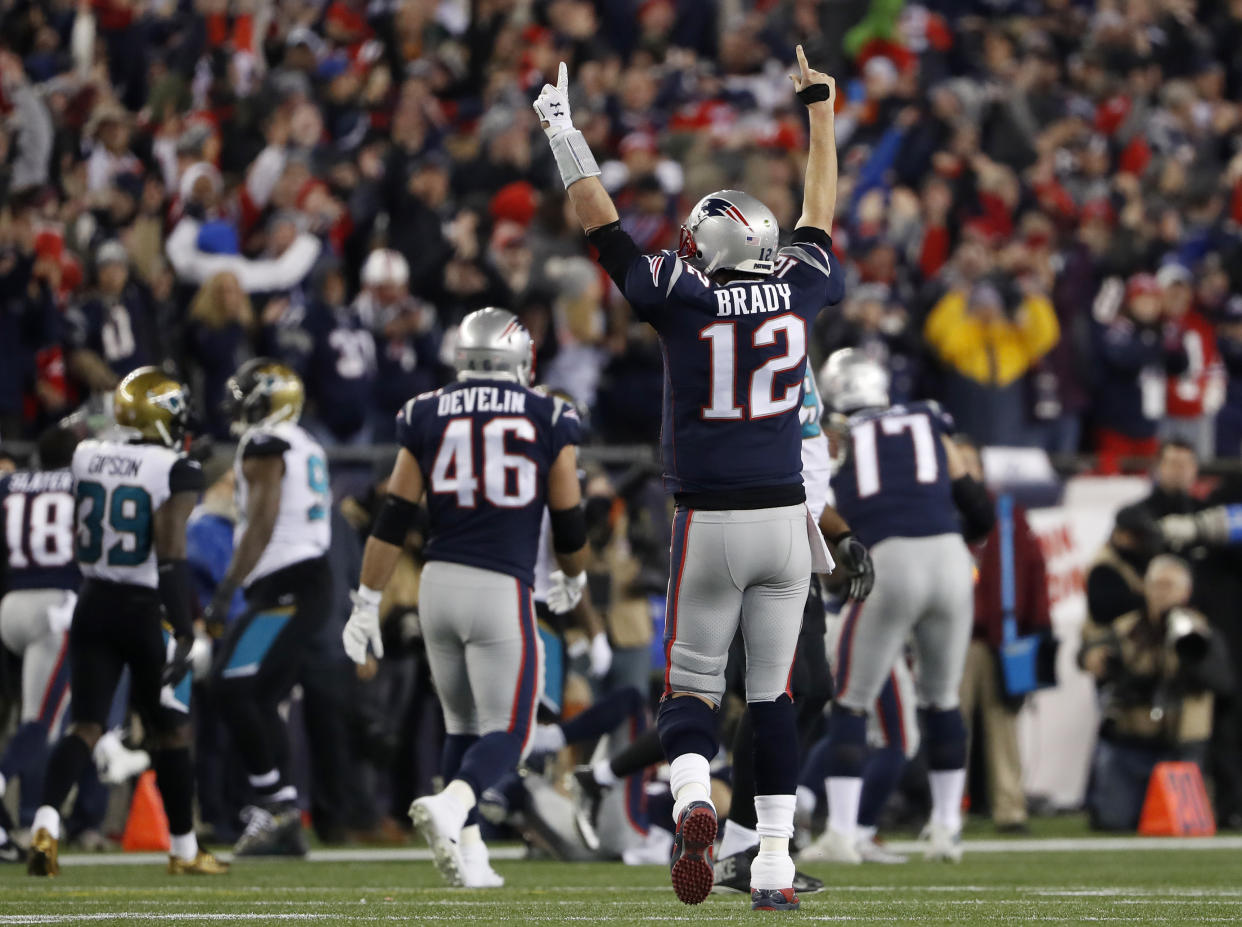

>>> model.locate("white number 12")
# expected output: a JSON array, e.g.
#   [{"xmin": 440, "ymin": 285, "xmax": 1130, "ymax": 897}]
[
  {"xmin": 852, "ymin": 413, "xmax": 938, "ymax": 498},
  {"xmin": 700, "ymin": 314, "xmax": 806, "ymax": 421}
]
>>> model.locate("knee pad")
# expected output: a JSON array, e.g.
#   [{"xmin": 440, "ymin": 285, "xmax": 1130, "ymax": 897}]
[
  {"xmin": 825, "ymin": 704, "xmax": 868, "ymax": 778},
  {"xmin": 657, "ymin": 695, "xmax": 717, "ymax": 762},
  {"xmin": 920, "ymin": 707, "xmax": 966, "ymax": 771}
]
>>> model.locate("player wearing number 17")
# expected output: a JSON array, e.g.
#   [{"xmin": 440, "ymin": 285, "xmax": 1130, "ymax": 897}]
[
  {"xmin": 342, "ymin": 307, "xmax": 589, "ymax": 889},
  {"xmin": 28, "ymin": 368, "xmax": 226, "ymax": 877},
  {"xmin": 206, "ymin": 360, "xmax": 331, "ymax": 857},
  {"xmin": 535, "ymin": 46, "xmax": 844, "ymax": 911}
]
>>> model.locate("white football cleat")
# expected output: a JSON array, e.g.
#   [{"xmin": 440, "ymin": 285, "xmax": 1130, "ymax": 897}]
[
  {"xmin": 621, "ymin": 826, "xmax": 674, "ymax": 865},
  {"xmin": 797, "ymin": 828, "xmax": 862, "ymax": 864},
  {"xmin": 855, "ymin": 834, "xmax": 907, "ymax": 864},
  {"xmin": 460, "ymin": 840, "xmax": 504, "ymax": 887},
  {"xmin": 94, "ymin": 730, "xmax": 150, "ymax": 785},
  {"xmin": 409, "ymin": 794, "xmax": 467, "ymax": 886},
  {"xmin": 920, "ymin": 821, "xmax": 963, "ymax": 862}
]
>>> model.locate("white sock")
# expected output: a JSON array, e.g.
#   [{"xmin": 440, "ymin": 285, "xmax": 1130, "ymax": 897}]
[
  {"xmin": 857, "ymin": 824, "xmax": 877, "ymax": 842},
  {"xmin": 795, "ymin": 784, "xmax": 816, "ymax": 819},
  {"xmin": 0, "ymin": 825, "xmax": 8, "ymax": 844},
  {"xmin": 669, "ymin": 753, "xmax": 712, "ymax": 821},
  {"xmin": 750, "ymin": 839, "xmax": 795, "ymax": 890},
  {"xmin": 754, "ymin": 794, "xmax": 795, "ymax": 840},
  {"xmin": 170, "ymin": 831, "xmax": 198, "ymax": 862},
  {"xmin": 592, "ymin": 758, "xmax": 618, "ymax": 788},
  {"xmin": 33, "ymin": 805, "xmax": 61, "ymax": 840},
  {"xmin": 826, "ymin": 777, "xmax": 862, "ymax": 841},
  {"xmin": 444, "ymin": 779, "xmax": 477, "ymax": 814},
  {"xmin": 929, "ymin": 769, "xmax": 965, "ymax": 833},
  {"xmin": 718, "ymin": 821, "xmax": 758, "ymax": 858},
  {"xmin": 461, "ymin": 823, "xmax": 483, "ymax": 848}
]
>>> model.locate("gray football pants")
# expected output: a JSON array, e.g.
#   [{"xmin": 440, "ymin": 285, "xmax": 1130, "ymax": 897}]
[
  {"xmin": 834, "ymin": 533, "xmax": 974, "ymax": 712},
  {"xmin": 663, "ymin": 504, "xmax": 811, "ymax": 705},
  {"xmin": 419, "ymin": 561, "xmax": 542, "ymax": 755},
  {"xmin": 0, "ymin": 589, "xmax": 70, "ymax": 724}
]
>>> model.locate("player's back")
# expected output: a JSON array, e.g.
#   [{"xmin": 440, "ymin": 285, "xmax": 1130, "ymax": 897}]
[
  {"xmin": 71, "ymin": 436, "xmax": 194, "ymax": 589},
  {"xmin": 622, "ymin": 236, "xmax": 844, "ymax": 500},
  {"xmin": 0, "ymin": 467, "xmax": 79, "ymax": 592},
  {"xmin": 398, "ymin": 379, "xmax": 581, "ymax": 586},
  {"xmin": 234, "ymin": 420, "xmax": 332, "ymax": 585},
  {"xmin": 832, "ymin": 401, "xmax": 960, "ymax": 549}
]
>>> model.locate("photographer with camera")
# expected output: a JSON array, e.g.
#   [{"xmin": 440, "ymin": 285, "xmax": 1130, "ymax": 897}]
[{"xmin": 1079, "ymin": 555, "xmax": 1232, "ymax": 831}]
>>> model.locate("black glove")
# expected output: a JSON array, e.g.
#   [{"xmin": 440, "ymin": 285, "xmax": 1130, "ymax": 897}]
[
  {"xmin": 161, "ymin": 633, "xmax": 195, "ymax": 688},
  {"xmin": 202, "ymin": 587, "xmax": 233, "ymax": 639},
  {"xmin": 835, "ymin": 533, "xmax": 876, "ymax": 601}
]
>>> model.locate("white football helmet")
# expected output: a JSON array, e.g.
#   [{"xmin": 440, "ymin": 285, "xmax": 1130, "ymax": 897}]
[
  {"xmin": 454, "ymin": 307, "xmax": 534, "ymax": 386},
  {"xmin": 677, "ymin": 190, "xmax": 778, "ymax": 276},
  {"xmin": 361, "ymin": 248, "xmax": 410, "ymax": 288},
  {"xmin": 819, "ymin": 349, "xmax": 890, "ymax": 414}
]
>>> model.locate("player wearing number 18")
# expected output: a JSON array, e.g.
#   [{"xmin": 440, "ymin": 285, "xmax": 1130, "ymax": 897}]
[
  {"xmin": 28, "ymin": 367, "xmax": 226, "ymax": 877},
  {"xmin": 534, "ymin": 45, "xmax": 844, "ymax": 911},
  {"xmin": 342, "ymin": 307, "xmax": 589, "ymax": 889},
  {"xmin": 207, "ymin": 359, "xmax": 331, "ymax": 857}
]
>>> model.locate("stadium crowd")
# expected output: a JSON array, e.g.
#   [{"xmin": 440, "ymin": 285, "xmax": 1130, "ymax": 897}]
[{"xmin": 1, "ymin": 0, "xmax": 1242, "ymax": 861}]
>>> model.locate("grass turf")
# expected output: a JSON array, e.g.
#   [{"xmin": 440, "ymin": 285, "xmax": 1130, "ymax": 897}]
[{"xmin": 2, "ymin": 846, "xmax": 1241, "ymax": 925}]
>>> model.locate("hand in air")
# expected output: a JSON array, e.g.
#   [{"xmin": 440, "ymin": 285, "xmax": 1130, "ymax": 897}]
[
  {"xmin": 533, "ymin": 61, "xmax": 574, "ymax": 138},
  {"xmin": 790, "ymin": 44, "xmax": 836, "ymax": 108}
]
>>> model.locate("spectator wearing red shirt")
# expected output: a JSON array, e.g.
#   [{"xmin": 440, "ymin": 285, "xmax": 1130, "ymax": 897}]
[{"xmin": 1158, "ymin": 263, "xmax": 1222, "ymax": 459}]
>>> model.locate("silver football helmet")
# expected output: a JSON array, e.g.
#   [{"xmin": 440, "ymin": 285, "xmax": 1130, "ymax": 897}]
[
  {"xmin": 454, "ymin": 307, "xmax": 534, "ymax": 386},
  {"xmin": 678, "ymin": 189, "xmax": 779, "ymax": 276},
  {"xmin": 819, "ymin": 349, "xmax": 890, "ymax": 414}
]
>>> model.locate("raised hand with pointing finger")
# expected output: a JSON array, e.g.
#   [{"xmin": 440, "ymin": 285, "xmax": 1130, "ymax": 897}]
[{"xmin": 790, "ymin": 44, "xmax": 836, "ymax": 110}]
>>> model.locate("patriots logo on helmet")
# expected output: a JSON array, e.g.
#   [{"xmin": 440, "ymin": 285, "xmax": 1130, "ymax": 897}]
[{"xmin": 700, "ymin": 197, "xmax": 755, "ymax": 231}]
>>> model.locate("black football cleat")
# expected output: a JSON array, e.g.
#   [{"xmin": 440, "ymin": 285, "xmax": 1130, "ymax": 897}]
[
  {"xmin": 670, "ymin": 801, "xmax": 717, "ymax": 905},
  {"xmin": 751, "ymin": 887, "xmax": 800, "ymax": 911},
  {"xmin": 712, "ymin": 844, "xmax": 823, "ymax": 895}
]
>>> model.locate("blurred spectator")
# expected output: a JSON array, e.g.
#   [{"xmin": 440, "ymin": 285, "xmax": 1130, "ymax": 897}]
[
  {"xmin": 1080, "ymin": 556, "xmax": 1232, "ymax": 831},
  {"xmin": 185, "ymin": 273, "xmax": 255, "ymax": 438},
  {"xmin": 814, "ymin": 283, "xmax": 920, "ymax": 404},
  {"xmin": 0, "ymin": 206, "xmax": 61, "ymax": 438},
  {"xmin": 1158, "ymin": 264, "xmax": 1221, "ymax": 459},
  {"xmin": 1213, "ymin": 297, "xmax": 1242, "ymax": 459},
  {"xmin": 1139, "ymin": 440, "xmax": 1202, "ymax": 523},
  {"xmin": 1086, "ymin": 504, "xmax": 1163, "ymax": 629},
  {"xmin": 923, "ymin": 278, "xmax": 1059, "ymax": 446},
  {"xmin": 957, "ymin": 440, "xmax": 1050, "ymax": 832},
  {"xmin": 1091, "ymin": 275, "xmax": 1189, "ymax": 464}
]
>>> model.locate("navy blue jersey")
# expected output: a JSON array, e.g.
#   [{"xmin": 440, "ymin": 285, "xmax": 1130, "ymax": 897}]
[
  {"xmin": 397, "ymin": 380, "xmax": 581, "ymax": 586},
  {"xmin": 619, "ymin": 230, "xmax": 844, "ymax": 495},
  {"xmin": 0, "ymin": 468, "xmax": 80, "ymax": 592},
  {"xmin": 64, "ymin": 287, "xmax": 159, "ymax": 377},
  {"xmin": 832, "ymin": 401, "xmax": 960, "ymax": 548}
]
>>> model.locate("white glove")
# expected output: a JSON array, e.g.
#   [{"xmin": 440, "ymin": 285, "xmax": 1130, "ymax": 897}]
[
  {"xmin": 547, "ymin": 570, "xmax": 587, "ymax": 614},
  {"xmin": 1159, "ymin": 514, "xmax": 1199, "ymax": 550},
  {"xmin": 47, "ymin": 591, "xmax": 76, "ymax": 636},
  {"xmin": 589, "ymin": 631, "xmax": 612, "ymax": 679},
  {"xmin": 533, "ymin": 61, "xmax": 573, "ymax": 138},
  {"xmin": 343, "ymin": 586, "xmax": 384, "ymax": 665}
]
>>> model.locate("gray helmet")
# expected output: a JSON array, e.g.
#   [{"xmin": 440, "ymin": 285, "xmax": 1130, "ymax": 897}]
[
  {"xmin": 454, "ymin": 307, "xmax": 534, "ymax": 386},
  {"xmin": 819, "ymin": 348, "xmax": 890, "ymax": 413},
  {"xmin": 678, "ymin": 189, "xmax": 779, "ymax": 276}
]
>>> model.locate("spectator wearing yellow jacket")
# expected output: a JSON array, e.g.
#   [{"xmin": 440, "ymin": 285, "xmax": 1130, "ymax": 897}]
[{"xmin": 924, "ymin": 281, "xmax": 1060, "ymax": 445}]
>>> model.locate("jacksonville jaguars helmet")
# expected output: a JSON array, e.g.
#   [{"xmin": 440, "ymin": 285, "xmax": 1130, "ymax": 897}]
[
  {"xmin": 222, "ymin": 358, "xmax": 305, "ymax": 434},
  {"xmin": 819, "ymin": 349, "xmax": 890, "ymax": 414},
  {"xmin": 113, "ymin": 366, "xmax": 193, "ymax": 448},
  {"xmin": 454, "ymin": 307, "xmax": 534, "ymax": 387},
  {"xmin": 678, "ymin": 189, "xmax": 779, "ymax": 276}
]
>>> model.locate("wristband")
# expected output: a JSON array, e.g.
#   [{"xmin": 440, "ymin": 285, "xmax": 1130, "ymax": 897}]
[
  {"xmin": 549, "ymin": 128, "xmax": 601, "ymax": 189},
  {"xmin": 797, "ymin": 85, "xmax": 832, "ymax": 105},
  {"xmin": 356, "ymin": 585, "xmax": 383, "ymax": 607}
]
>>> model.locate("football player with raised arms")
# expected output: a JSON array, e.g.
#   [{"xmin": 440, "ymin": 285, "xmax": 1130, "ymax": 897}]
[
  {"xmin": 534, "ymin": 46, "xmax": 844, "ymax": 910},
  {"xmin": 28, "ymin": 368, "xmax": 226, "ymax": 877},
  {"xmin": 205, "ymin": 360, "xmax": 332, "ymax": 856},
  {"xmin": 818, "ymin": 349, "xmax": 995, "ymax": 862},
  {"xmin": 342, "ymin": 307, "xmax": 589, "ymax": 888}
]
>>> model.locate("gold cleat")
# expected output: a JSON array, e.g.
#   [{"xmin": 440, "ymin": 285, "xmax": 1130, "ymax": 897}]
[
  {"xmin": 26, "ymin": 828, "xmax": 59, "ymax": 877},
  {"xmin": 168, "ymin": 850, "xmax": 230, "ymax": 875}
]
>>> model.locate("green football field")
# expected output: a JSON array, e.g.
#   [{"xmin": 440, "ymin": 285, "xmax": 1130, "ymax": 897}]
[{"xmin": 3, "ymin": 836, "xmax": 1242, "ymax": 926}]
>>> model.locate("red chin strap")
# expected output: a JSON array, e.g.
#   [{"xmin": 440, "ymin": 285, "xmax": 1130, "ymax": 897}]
[{"xmin": 677, "ymin": 226, "xmax": 697, "ymax": 260}]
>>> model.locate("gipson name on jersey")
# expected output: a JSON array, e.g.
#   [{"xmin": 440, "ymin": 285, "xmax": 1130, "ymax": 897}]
[
  {"xmin": 86, "ymin": 454, "xmax": 142, "ymax": 477},
  {"xmin": 437, "ymin": 386, "xmax": 527, "ymax": 417},
  {"xmin": 713, "ymin": 283, "xmax": 793, "ymax": 317}
]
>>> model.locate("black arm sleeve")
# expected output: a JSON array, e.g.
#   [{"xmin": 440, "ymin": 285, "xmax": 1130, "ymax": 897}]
[
  {"xmin": 952, "ymin": 477, "xmax": 996, "ymax": 544},
  {"xmin": 372, "ymin": 494, "xmax": 419, "ymax": 546},
  {"xmin": 791, "ymin": 226, "xmax": 834, "ymax": 252},
  {"xmin": 550, "ymin": 504, "xmax": 587, "ymax": 555},
  {"xmin": 586, "ymin": 221, "xmax": 641, "ymax": 293},
  {"xmin": 169, "ymin": 457, "xmax": 206, "ymax": 495},
  {"xmin": 158, "ymin": 558, "xmax": 195, "ymax": 638}
]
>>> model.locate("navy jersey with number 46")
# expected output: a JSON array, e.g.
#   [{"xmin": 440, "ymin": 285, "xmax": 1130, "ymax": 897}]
[
  {"xmin": 620, "ymin": 229, "xmax": 845, "ymax": 495},
  {"xmin": 397, "ymin": 380, "xmax": 581, "ymax": 586},
  {"xmin": 832, "ymin": 401, "xmax": 961, "ymax": 549},
  {"xmin": 0, "ymin": 468, "xmax": 79, "ymax": 592}
]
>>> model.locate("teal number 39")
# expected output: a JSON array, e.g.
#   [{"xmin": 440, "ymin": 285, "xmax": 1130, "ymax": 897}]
[
  {"xmin": 75, "ymin": 481, "xmax": 153, "ymax": 566},
  {"xmin": 306, "ymin": 455, "xmax": 328, "ymax": 521}
]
